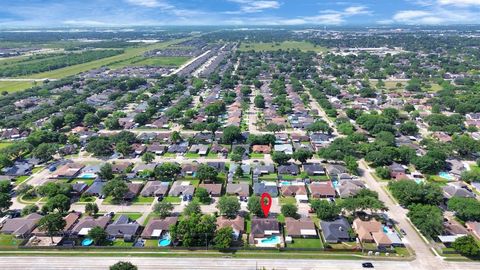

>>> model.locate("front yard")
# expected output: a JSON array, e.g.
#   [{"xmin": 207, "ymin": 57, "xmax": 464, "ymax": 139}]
[{"xmin": 287, "ymin": 238, "xmax": 324, "ymax": 249}]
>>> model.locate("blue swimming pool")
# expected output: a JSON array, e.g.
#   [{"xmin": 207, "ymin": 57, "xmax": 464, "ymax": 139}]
[
  {"xmin": 332, "ymin": 180, "xmax": 339, "ymax": 189},
  {"xmin": 439, "ymin": 172, "xmax": 454, "ymax": 181},
  {"xmin": 414, "ymin": 178, "xmax": 424, "ymax": 184},
  {"xmin": 82, "ymin": 238, "xmax": 93, "ymax": 246},
  {"xmin": 280, "ymin": 181, "xmax": 291, "ymax": 186},
  {"xmin": 78, "ymin": 173, "xmax": 96, "ymax": 179},
  {"xmin": 158, "ymin": 234, "xmax": 171, "ymax": 247},
  {"xmin": 260, "ymin": 235, "xmax": 281, "ymax": 245}
]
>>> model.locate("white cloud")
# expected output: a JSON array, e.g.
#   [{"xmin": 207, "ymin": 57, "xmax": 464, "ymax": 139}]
[
  {"xmin": 438, "ymin": 0, "xmax": 480, "ymax": 6},
  {"xmin": 124, "ymin": 0, "xmax": 173, "ymax": 9},
  {"xmin": 227, "ymin": 0, "xmax": 280, "ymax": 14},
  {"xmin": 388, "ymin": 8, "xmax": 479, "ymax": 25}
]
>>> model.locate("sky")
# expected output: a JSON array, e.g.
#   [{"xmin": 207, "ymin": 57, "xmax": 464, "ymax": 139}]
[{"xmin": 1, "ymin": 0, "xmax": 480, "ymax": 27}]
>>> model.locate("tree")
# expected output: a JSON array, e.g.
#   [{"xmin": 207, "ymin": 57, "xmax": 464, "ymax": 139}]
[
  {"xmin": 85, "ymin": 202, "xmax": 99, "ymax": 216},
  {"xmin": 338, "ymin": 122, "xmax": 355, "ymax": 135},
  {"xmin": 254, "ymin": 95, "xmax": 265, "ymax": 108},
  {"xmin": 32, "ymin": 143, "xmax": 58, "ymax": 162},
  {"xmin": 83, "ymin": 113, "xmax": 100, "ymax": 127},
  {"xmin": 344, "ymin": 156, "xmax": 358, "ymax": 175},
  {"xmin": 154, "ymin": 201, "xmax": 174, "ymax": 219},
  {"xmin": 170, "ymin": 131, "xmax": 182, "ymax": 143},
  {"xmin": 222, "ymin": 126, "xmax": 242, "ymax": 144},
  {"xmin": 170, "ymin": 213, "xmax": 216, "ymax": 247},
  {"xmin": 407, "ymin": 204, "xmax": 443, "ymax": 239},
  {"xmin": 265, "ymin": 123, "xmax": 284, "ymax": 133},
  {"xmin": 154, "ymin": 162, "xmax": 181, "ymax": 181},
  {"xmin": 37, "ymin": 213, "xmax": 66, "ymax": 243},
  {"xmin": 99, "ymin": 163, "xmax": 114, "ymax": 180},
  {"xmin": 399, "ymin": 121, "xmax": 419, "ymax": 136},
  {"xmin": 452, "ymin": 135, "xmax": 480, "ymax": 157},
  {"xmin": 134, "ymin": 113, "xmax": 149, "ymax": 126},
  {"xmin": 21, "ymin": 204, "xmax": 39, "ymax": 216},
  {"xmin": 42, "ymin": 194, "xmax": 71, "ymax": 214},
  {"xmin": 214, "ymin": 227, "xmax": 234, "ymax": 249},
  {"xmin": 86, "ymin": 137, "xmax": 113, "ymax": 157},
  {"xmin": 375, "ymin": 167, "xmax": 391, "ymax": 179},
  {"xmin": 388, "ymin": 180, "xmax": 443, "ymax": 208},
  {"xmin": 447, "ymin": 197, "xmax": 480, "ymax": 222},
  {"xmin": 102, "ymin": 179, "xmax": 129, "ymax": 202},
  {"xmin": 88, "ymin": 226, "xmax": 108, "ymax": 246},
  {"xmin": 183, "ymin": 201, "xmax": 202, "ymax": 216},
  {"xmin": 247, "ymin": 196, "xmax": 263, "ymax": 217},
  {"xmin": 196, "ymin": 164, "xmax": 218, "ymax": 182},
  {"xmin": 281, "ymin": 204, "xmax": 298, "ymax": 218},
  {"xmin": 217, "ymin": 196, "xmax": 240, "ymax": 218},
  {"xmin": 105, "ymin": 117, "xmax": 121, "ymax": 130},
  {"xmin": 307, "ymin": 121, "xmax": 332, "ymax": 134},
  {"xmin": 110, "ymin": 261, "xmax": 138, "ymax": 270},
  {"xmin": 116, "ymin": 142, "xmax": 132, "ymax": 157},
  {"xmin": 195, "ymin": 187, "xmax": 211, "ymax": 204},
  {"xmin": 452, "ymin": 235, "xmax": 480, "ymax": 257},
  {"xmin": 271, "ymin": 151, "xmax": 291, "ymax": 165},
  {"xmin": 292, "ymin": 149, "xmax": 313, "ymax": 164},
  {"xmin": 310, "ymin": 200, "xmax": 340, "ymax": 221},
  {"xmin": 0, "ymin": 193, "xmax": 12, "ymax": 215},
  {"xmin": 141, "ymin": 152, "xmax": 155, "ymax": 164}
]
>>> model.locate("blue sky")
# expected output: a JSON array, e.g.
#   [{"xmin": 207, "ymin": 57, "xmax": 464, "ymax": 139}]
[{"xmin": 1, "ymin": 0, "xmax": 480, "ymax": 27}]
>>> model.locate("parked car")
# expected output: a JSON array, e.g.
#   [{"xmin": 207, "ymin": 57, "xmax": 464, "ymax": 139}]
[{"xmin": 400, "ymin": 229, "xmax": 407, "ymax": 235}]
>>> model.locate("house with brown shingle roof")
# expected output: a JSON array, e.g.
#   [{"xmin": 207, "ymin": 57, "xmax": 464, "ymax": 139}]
[
  {"xmin": 226, "ymin": 183, "xmax": 250, "ymax": 197},
  {"xmin": 252, "ymin": 145, "xmax": 271, "ymax": 154},
  {"xmin": 309, "ymin": 181, "xmax": 336, "ymax": 198},
  {"xmin": 141, "ymin": 217, "xmax": 178, "ymax": 239},
  {"xmin": 280, "ymin": 185, "xmax": 307, "ymax": 197},
  {"xmin": 32, "ymin": 212, "xmax": 81, "ymax": 237},
  {"xmin": 198, "ymin": 183, "xmax": 222, "ymax": 197},
  {"xmin": 352, "ymin": 218, "xmax": 391, "ymax": 248},
  {"xmin": 216, "ymin": 216, "xmax": 245, "ymax": 240},
  {"xmin": 285, "ymin": 217, "xmax": 317, "ymax": 238}
]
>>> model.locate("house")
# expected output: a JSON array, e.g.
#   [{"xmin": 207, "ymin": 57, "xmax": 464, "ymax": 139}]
[
  {"xmin": 226, "ymin": 183, "xmax": 250, "ymax": 197},
  {"xmin": 124, "ymin": 183, "xmax": 143, "ymax": 200},
  {"xmin": 253, "ymin": 182, "xmax": 278, "ymax": 197},
  {"xmin": 147, "ymin": 143, "xmax": 167, "ymax": 155},
  {"xmin": 84, "ymin": 181, "xmax": 106, "ymax": 197},
  {"xmin": 32, "ymin": 212, "xmax": 81, "ymax": 237},
  {"xmin": 132, "ymin": 163, "xmax": 157, "ymax": 175},
  {"xmin": 250, "ymin": 218, "xmax": 280, "ymax": 238},
  {"xmin": 50, "ymin": 163, "xmax": 85, "ymax": 179},
  {"xmin": 0, "ymin": 213, "xmax": 42, "ymax": 238},
  {"xmin": 303, "ymin": 163, "xmax": 325, "ymax": 176},
  {"xmin": 337, "ymin": 180, "xmax": 365, "ymax": 198},
  {"xmin": 216, "ymin": 216, "xmax": 245, "ymax": 240},
  {"xmin": 72, "ymin": 216, "xmax": 111, "ymax": 236},
  {"xmin": 277, "ymin": 164, "xmax": 300, "ymax": 175},
  {"xmin": 253, "ymin": 164, "xmax": 275, "ymax": 175},
  {"xmin": 168, "ymin": 181, "xmax": 195, "ymax": 197},
  {"xmin": 106, "ymin": 215, "xmax": 140, "ymax": 240},
  {"xmin": 181, "ymin": 163, "xmax": 199, "ymax": 176},
  {"xmin": 326, "ymin": 165, "xmax": 348, "ymax": 180},
  {"xmin": 320, "ymin": 217, "xmax": 352, "ymax": 243},
  {"xmin": 466, "ymin": 222, "xmax": 480, "ymax": 240},
  {"xmin": 189, "ymin": 144, "xmax": 209, "ymax": 156},
  {"xmin": 71, "ymin": 182, "xmax": 88, "ymax": 196},
  {"xmin": 141, "ymin": 217, "xmax": 178, "ymax": 239},
  {"xmin": 198, "ymin": 184, "xmax": 223, "ymax": 197},
  {"xmin": 110, "ymin": 162, "xmax": 132, "ymax": 174},
  {"xmin": 285, "ymin": 217, "xmax": 317, "ymax": 238},
  {"xmin": 443, "ymin": 183, "xmax": 475, "ymax": 199},
  {"xmin": 309, "ymin": 181, "xmax": 336, "ymax": 198},
  {"xmin": 353, "ymin": 218, "xmax": 392, "ymax": 248},
  {"xmin": 168, "ymin": 143, "xmax": 188, "ymax": 154},
  {"xmin": 388, "ymin": 163, "xmax": 406, "ymax": 179},
  {"xmin": 1, "ymin": 161, "xmax": 33, "ymax": 176},
  {"xmin": 280, "ymin": 185, "xmax": 307, "ymax": 197},
  {"xmin": 206, "ymin": 162, "xmax": 226, "ymax": 172},
  {"xmin": 140, "ymin": 181, "xmax": 169, "ymax": 197},
  {"xmin": 274, "ymin": 144, "xmax": 293, "ymax": 155},
  {"xmin": 252, "ymin": 145, "xmax": 271, "ymax": 154}
]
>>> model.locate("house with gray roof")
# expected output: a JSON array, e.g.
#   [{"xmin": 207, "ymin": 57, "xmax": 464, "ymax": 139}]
[
  {"xmin": 84, "ymin": 181, "xmax": 105, "ymax": 197},
  {"xmin": 168, "ymin": 181, "xmax": 195, "ymax": 197},
  {"xmin": 140, "ymin": 181, "xmax": 169, "ymax": 197},
  {"xmin": 253, "ymin": 182, "xmax": 278, "ymax": 197},
  {"xmin": 320, "ymin": 217, "xmax": 352, "ymax": 243},
  {"xmin": 0, "ymin": 213, "xmax": 42, "ymax": 238},
  {"xmin": 106, "ymin": 215, "xmax": 140, "ymax": 240},
  {"xmin": 303, "ymin": 163, "xmax": 325, "ymax": 176},
  {"xmin": 226, "ymin": 183, "xmax": 250, "ymax": 197}
]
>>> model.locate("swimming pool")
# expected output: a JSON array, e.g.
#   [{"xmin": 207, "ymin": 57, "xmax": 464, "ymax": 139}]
[
  {"xmin": 78, "ymin": 173, "xmax": 97, "ymax": 179},
  {"xmin": 438, "ymin": 172, "xmax": 454, "ymax": 181},
  {"xmin": 332, "ymin": 180, "xmax": 339, "ymax": 189},
  {"xmin": 280, "ymin": 181, "xmax": 291, "ymax": 186},
  {"xmin": 414, "ymin": 178, "xmax": 424, "ymax": 184},
  {"xmin": 260, "ymin": 235, "xmax": 281, "ymax": 245},
  {"xmin": 158, "ymin": 234, "xmax": 171, "ymax": 247},
  {"xmin": 81, "ymin": 238, "xmax": 93, "ymax": 246}
]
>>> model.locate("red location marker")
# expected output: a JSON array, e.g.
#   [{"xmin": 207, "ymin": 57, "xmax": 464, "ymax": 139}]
[{"xmin": 260, "ymin": 192, "xmax": 272, "ymax": 218}]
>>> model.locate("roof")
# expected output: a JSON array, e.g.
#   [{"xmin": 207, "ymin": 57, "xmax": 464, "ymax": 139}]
[
  {"xmin": 198, "ymin": 184, "xmax": 222, "ymax": 196},
  {"xmin": 226, "ymin": 183, "xmax": 250, "ymax": 197},
  {"xmin": 106, "ymin": 215, "xmax": 140, "ymax": 237},
  {"xmin": 169, "ymin": 181, "xmax": 195, "ymax": 196},
  {"xmin": 0, "ymin": 213, "xmax": 42, "ymax": 236},
  {"xmin": 51, "ymin": 163, "xmax": 84, "ymax": 178},
  {"xmin": 84, "ymin": 181, "xmax": 105, "ymax": 195},
  {"xmin": 33, "ymin": 212, "xmax": 81, "ymax": 235},
  {"xmin": 140, "ymin": 181, "xmax": 169, "ymax": 197},
  {"xmin": 72, "ymin": 216, "xmax": 111, "ymax": 235},
  {"xmin": 303, "ymin": 163, "xmax": 325, "ymax": 175},
  {"xmin": 280, "ymin": 185, "xmax": 307, "ymax": 197},
  {"xmin": 353, "ymin": 218, "xmax": 383, "ymax": 242},
  {"xmin": 141, "ymin": 217, "xmax": 178, "ymax": 238},
  {"xmin": 285, "ymin": 217, "xmax": 316, "ymax": 237},
  {"xmin": 309, "ymin": 181, "xmax": 336, "ymax": 197},
  {"xmin": 253, "ymin": 182, "xmax": 278, "ymax": 197},
  {"xmin": 337, "ymin": 180, "xmax": 365, "ymax": 198},
  {"xmin": 216, "ymin": 216, "xmax": 245, "ymax": 233},
  {"xmin": 443, "ymin": 185, "xmax": 475, "ymax": 199},
  {"xmin": 320, "ymin": 217, "xmax": 351, "ymax": 242},
  {"xmin": 125, "ymin": 183, "xmax": 143, "ymax": 199},
  {"xmin": 250, "ymin": 218, "xmax": 279, "ymax": 236},
  {"xmin": 277, "ymin": 164, "xmax": 300, "ymax": 175}
]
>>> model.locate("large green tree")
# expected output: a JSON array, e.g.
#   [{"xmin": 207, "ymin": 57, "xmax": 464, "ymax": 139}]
[
  {"xmin": 216, "ymin": 196, "xmax": 241, "ymax": 218},
  {"xmin": 37, "ymin": 213, "xmax": 66, "ymax": 243}
]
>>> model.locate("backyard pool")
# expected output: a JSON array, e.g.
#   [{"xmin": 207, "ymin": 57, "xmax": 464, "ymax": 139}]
[
  {"xmin": 280, "ymin": 181, "xmax": 291, "ymax": 186},
  {"xmin": 414, "ymin": 178, "xmax": 424, "ymax": 184},
  {"xmin": 158, "ymin": 234, "xmax": 171, "ymax": 247},
  {"xmin": 260, "ymin": 235, "xmax": 281, "ymax": 245},
  {"xmin": 438, "ymin": 172, "xmax": 454, "ymax": 181},
  {"xmin": 332, "ymin": 180, "xmax": 339, "ymax": 189},
  {"xmin": 78, "ymin": 173, "xmax": 97, "ymax": 179},
  {"xmin": 81, "ymin": 238, "xmax": 93, "ymax": 246}
]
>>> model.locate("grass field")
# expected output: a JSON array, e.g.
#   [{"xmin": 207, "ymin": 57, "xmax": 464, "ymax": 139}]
[
  {"xmin": 0, "ymin": 141, "xmax": 14, "ymax": 149},
  {"xmin": 287, "ymin": 238, "xmax": 324, "ymax": 249},
  {"xmin": 0, "ymin": 234, "xmax": 19, "ymax": 247},
  {"xmin": 21, "ymin": 38, "xmax": 189, "ymax": 80},
  {"xmin": 0, "ymin": 81, "xmax": 41, "ymax": 93},
  {"xmin": 239, "ymin": 41, "xmax": 327, "ymax": 53}
]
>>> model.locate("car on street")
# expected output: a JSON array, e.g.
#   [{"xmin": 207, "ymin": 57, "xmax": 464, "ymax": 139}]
[{"xmin": 362, "ymin": 262, "xmax": 374, "ymax": 268}]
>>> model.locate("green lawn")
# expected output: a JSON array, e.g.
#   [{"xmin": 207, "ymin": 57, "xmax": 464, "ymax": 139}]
[
  {"xmin": 259, "ymin": 173, "xmax": 278, "ymax": 181},
  {"xmin": 0, "ymin": 81, "xmax": 40, "ymax": 93},
  {"xmin": 142, "ymin": 213, "xmax": 161, "ymax": 226},
  {"xmin": 129, "ymin": 56, "xmax": 190, "ymax": 67},
  {"xmin": 287, "ymin": 238, "xmax": 324, "ymax": 249},
  {"xmin": 239, "ymin": 41, "xmax": 327, "ymax": 53},
  {"xmin": 22, "ymin": 38, "xmax": 189, "ymax": 79},
  {"xmin": 0, "ymin": 234, "xmax": 19, "ymax": 247},
  {"xmin": 132, "ymin": 196, "xmax": 155, "ymax": 205},
  {"xmin": 0, "ymin": 141, "xmax": 14, "ymax": 149},
  {"xmin": 110, "ymin": 239, "xmax": 133, "ymax": 247},
  {"xmin": 145, "ymin": 239, "xmax": 159, "ymax": 247},
  {"xmin": 113, "ymin": 212, "xmax": 143, "ymax": 221},
  {"xmin": 14, "ymin": 175, "xmax": 30, "ymax": 185},
  {"xmin": 31, "ymin": 166, "xmax": 44, "ymax": 174},
  {"xmin": 162, "ymin": 153, "xmax": 177, "ymax": 158},
  {"xmin": 77, "ymin": 195, "xmax": 96, "ymax": 203},
  {"xmin": 277, "ymin": 214, "xmax": 285, "ymax": 223},
  {"xmin": 250, "ymin": 153, "xmax": 265, "ymax": 159},
  {"xmin": 163, "ymin": 196, "xmax": 181, "ymax": 204},
  {"xmin": 184, "ymin": 153, "xmax": 201, "ymax": 158},
  {"xmin": 279, "ymin": 196, "xmax": 297, "ymax": 205}
]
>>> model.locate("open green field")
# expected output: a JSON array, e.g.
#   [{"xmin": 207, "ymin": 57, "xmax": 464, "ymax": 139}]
[
  {"xmin": 131, "ymin": 56, "xmax": 190, "ymax": 67},
  {"xmin": 0, "ymin": 141, "xmax": 14, "ymax": 149},
  {"xmin": 239, "ymin": 41, "xmax": 327, "ymax": 53},
  {"xmin": 0, "ymin": 81, "xmax": 41, "ymax": 93},
  {"xmin": 22, "ymin": 38, "xmax": 189, "ymax": 80}
]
